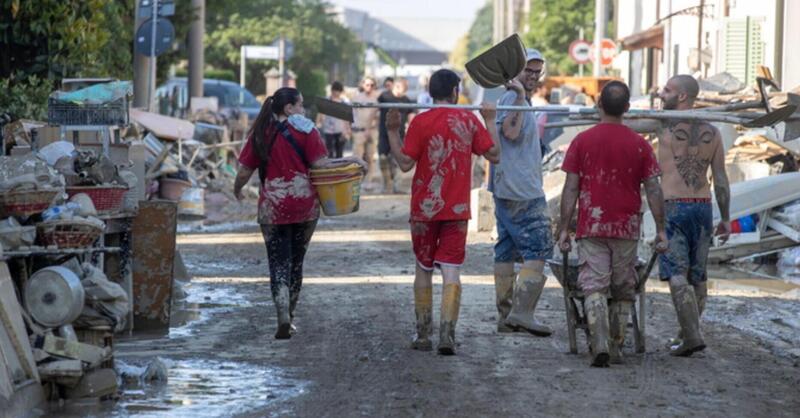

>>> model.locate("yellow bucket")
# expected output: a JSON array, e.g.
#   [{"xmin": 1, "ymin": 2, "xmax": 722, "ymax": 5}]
[{"xmin": 312, "ymin": 174, "xmax": 363, "ymax": 216}]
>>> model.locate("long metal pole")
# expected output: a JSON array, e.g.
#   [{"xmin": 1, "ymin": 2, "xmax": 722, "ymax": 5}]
[
  {"xmin": 148, "ymin": 0, "xmax": 159, "ymax": 112},
  {"xmin": 240, "ymin": 45, "xmax": 246, "ymax": 88},
  {"xmin": 133, "ymin": 1, "xmax": 150, "ymax": 109},
  {"xmin": 593, "ymin": 0, "xmax": 606, "ymax": 77},
  {"xmin": 579, "ymin": 27, "xmax": 585, "ymax": 77},
  {"xmin": 188, "ymin": 0, "xmax": 205, "ymax": 102}
]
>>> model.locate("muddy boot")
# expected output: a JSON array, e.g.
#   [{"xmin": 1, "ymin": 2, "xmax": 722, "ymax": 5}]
[
  {"xmin": 437, "ymin": 283, "xmax": 461, "ymax": 355},
  {"xmin": 411, "ymin": 287, "xmax": 433, "ymax": 351},
  {"xmin": 667, "ymin": 281, "xmax": 708, "ymax": 349},
  {"xmin": 504, "ymin": 269, "xmax": 552, "ymax": 336},
  {"xmin": 585, "ymin": 292, "xmax": 610, "ymax": 367},
  {"xmin": 608, "ymin": 300, "xmax": 632, "ymax": 364},
  {"xmin": 274, "ymin": 286, "xmax": 292, "ymax": 340},
  {"xmin": 669, "ymin": 280, "xmax": 705, "ymax": 357},
  {"xmin": 494, "ymin": 264, "xmax": 515, "ymax": 333},
  {"xmin": 289, "ymin": 292, "xmax": 300, "ymax": 334}
]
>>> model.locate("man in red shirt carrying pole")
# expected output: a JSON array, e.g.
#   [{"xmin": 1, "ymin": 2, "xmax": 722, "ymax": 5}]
[
  {"xmin": 386, "ymin": 69, "xmax": 500, "ymax": 355},
  {"xmin": 557, "ymin": 81, "xmax": 668, "ymax": 367}
]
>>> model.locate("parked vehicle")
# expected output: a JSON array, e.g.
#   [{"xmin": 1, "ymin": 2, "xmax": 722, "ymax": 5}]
[{"xmin": 155, "ymin": 78, "xmax": 261, "ymax": 121}]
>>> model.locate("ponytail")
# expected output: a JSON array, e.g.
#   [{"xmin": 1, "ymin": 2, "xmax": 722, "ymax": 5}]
[{"xmin": 246, "ymin": 87, "xmax": 302, "ymax": 182}]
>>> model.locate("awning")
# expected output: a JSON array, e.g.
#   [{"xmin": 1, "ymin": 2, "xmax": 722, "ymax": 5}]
[{"xmin": 620, "ymin": 25, "xmax": 664, "ymax": 51}]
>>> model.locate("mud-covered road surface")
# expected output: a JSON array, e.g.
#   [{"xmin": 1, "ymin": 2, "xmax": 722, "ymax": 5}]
[{"xmin": 112, "ymin": 194, "xmax": 800, "ymax": 417}]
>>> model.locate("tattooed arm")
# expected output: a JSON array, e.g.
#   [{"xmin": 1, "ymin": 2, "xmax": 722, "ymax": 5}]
[
  {"xmin": 710, "ymin": 132, "xmax": 731, "ymax": 243},
  {"xmin": 556, "ymin": 173, "xmax": 580, "ymax": 252},
  {"xmin": 500, "ymin": 81, "xmax": 527, "ymax": 141},
  {"xmin": 643, "ymin": 176, "xmax": 669, "ymax": 252}
]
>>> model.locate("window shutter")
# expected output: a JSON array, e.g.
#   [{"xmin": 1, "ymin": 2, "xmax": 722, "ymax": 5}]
[{"xmin": 724, "ymin": 17, "xmax": 765, "ymax": 85}]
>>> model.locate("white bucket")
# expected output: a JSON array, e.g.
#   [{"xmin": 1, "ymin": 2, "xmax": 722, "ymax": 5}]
[{"xmin": 178, "ymin": 187, "xmax": 205, "ymax": 218}]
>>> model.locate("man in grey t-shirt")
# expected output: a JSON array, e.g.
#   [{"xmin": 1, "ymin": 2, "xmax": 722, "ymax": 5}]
[{"xmin": 489, "ymin": 49, "xmax": 554, "ymax": 336}]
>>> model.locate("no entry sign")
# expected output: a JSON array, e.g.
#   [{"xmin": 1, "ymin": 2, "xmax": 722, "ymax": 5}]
[
  {"xmin": 596, "ymin": 38, "xmax": 618, "ymax": 67},
  {"xmin": 569, "ymin": 40, "xmax": 592, "ymax": 64}
]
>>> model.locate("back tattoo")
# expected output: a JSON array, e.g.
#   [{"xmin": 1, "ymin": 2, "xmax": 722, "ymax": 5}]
[{"xmin": 666, "ymin": 121, "xmax": 715, "ymax": 191}]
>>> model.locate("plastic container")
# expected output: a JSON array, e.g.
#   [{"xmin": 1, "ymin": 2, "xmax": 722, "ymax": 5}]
[
  {"xmin": 159, "ymin": 178, "xmax": 192, "ymax": 201},
  {"xmin": 66, "ymin": 185, "xmax": 128, "ymax": 214},
  {"xmin": 178, "ymin": 187, "xmax": 205, "ymax": 218},
  {"xmin": 312, "ymin": 174, "xmax": 363, "ymax": 216}
]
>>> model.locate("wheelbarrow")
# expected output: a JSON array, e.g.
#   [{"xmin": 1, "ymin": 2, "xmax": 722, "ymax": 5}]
[{"xmin": 547, "ymin": 251, "xmax": 659, "ymax": 354}]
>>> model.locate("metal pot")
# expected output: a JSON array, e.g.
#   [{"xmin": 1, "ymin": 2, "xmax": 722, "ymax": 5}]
[{"xmin": 24, "ymin": 266, "xmax": 85, "ymax": 328}]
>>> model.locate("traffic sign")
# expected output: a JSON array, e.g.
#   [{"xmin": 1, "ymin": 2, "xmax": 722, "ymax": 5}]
[
  {"xmin": 135, "ymin": 18, "xmax": 175, "ymax": 56},
  {"xmin": 243, "ymin": 46, "xmax": 280, "ymax": 60},
  {"xmin": 138, "ymin": 0, "xmax": 174, "ymax": 18},
  {"xmin": 569, "ymin": 40, "xmax": 592, "ymax": 64},
  {"xmin": 596, "ymin": 38, "xmax": 618, "ymax": 67}
]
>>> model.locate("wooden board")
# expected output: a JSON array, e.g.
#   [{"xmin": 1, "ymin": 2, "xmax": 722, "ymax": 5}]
[
  {"xmin": 0, "ymin": 261, "xmax": 39, "ymax": 397},
  {"xmin": 130, "ymin": 108, "xmax": 194, "ymax": 141},
  {"xmin": 131, "ymin": 201, "xmax": 178, "ymax": 330}
]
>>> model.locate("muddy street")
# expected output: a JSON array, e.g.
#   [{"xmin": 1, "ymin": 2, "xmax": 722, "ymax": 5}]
[{"xmin": 110, "ymin": 194, "xmax": 800, "ymax": 417}]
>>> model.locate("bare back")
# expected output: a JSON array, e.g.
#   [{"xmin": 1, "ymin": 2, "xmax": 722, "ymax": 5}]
[{"xmin": 657, "ymin": 121, "xmax": 722, "ymax": 200}]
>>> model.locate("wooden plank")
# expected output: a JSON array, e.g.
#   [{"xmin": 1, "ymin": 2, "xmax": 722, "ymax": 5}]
[
  {"xmin": 131, "ymin": 201, "xmax": 178, "ymax": 330},
  {"xmin": 130, "ymin": 109, "xmax": 194, "ymax": 141},
  {"xmin": 0, "ymin": 262, "xmax": 38, "ymax": 385}
]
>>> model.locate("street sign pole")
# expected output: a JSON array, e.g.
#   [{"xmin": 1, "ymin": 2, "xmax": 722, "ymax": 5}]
[
  {"xmin": 240, "ymin": 45, "xmax": 246, "ymax": 88},
  {"xmin": 148, "ymin": 0, "xmax": 159, "ymax": 112},
  {"xmin": 579, "ymin": 27, "xmax": 585, "ymax": 77}
]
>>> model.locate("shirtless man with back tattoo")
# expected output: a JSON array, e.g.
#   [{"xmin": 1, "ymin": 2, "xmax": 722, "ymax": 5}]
[{"xmin": 655, "ymin": 75, "xmax": 731, "ymax": 357}]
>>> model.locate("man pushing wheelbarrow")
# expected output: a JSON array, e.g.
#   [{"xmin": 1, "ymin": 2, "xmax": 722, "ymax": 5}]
[{"xmin": 556, "ymin": 81, "xmax": 668, "ymax": 367}]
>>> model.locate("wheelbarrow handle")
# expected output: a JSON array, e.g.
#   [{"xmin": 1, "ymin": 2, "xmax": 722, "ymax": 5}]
[
  {"xmin": 561, "ymin": 250, "xmax": 569, "ymax": 277},
  {"xmin": 636, "ymin": 251, "xmax": 659, "ymax": 292}
]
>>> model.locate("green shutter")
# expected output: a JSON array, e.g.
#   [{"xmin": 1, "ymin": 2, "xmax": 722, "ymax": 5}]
[{"xmin": 724, "ymin": 17, "xmax": 764, "ymax": 85}]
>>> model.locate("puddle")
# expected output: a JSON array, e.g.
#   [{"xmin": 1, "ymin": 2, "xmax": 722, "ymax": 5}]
[
  {"xmin": 114, "ymin": 359, "xmax": 307, "ymax": 417},
  {"xmin": 178, "ymin": 221, "xmax": 256, "ymax": 234},
  {"xmin": 169, "ymin": 282, "xmax": 258, "ymax": 339},
  {"xmin": 46, "ymin": 359, "xmax": 308, "ymax": 418}
]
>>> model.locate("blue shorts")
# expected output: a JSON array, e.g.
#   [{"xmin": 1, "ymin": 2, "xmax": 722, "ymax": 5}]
[
  {"xmin": 659, "ymin": 200, "xmax": 713, "ymax": 284},
  {"xmin": 494, "ymin": 197, "xmax": 553, "ymax": 263}
]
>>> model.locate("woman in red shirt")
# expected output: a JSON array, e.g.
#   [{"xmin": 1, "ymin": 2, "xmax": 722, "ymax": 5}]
[{"xmin": 234, "ymin": 87, "xmax": 364, "ymax": 339}]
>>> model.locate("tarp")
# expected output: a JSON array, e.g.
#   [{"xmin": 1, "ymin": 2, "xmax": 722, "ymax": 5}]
[{"xmin": 51, "ymin": 81, "xmax": 132, "ymax": 104}]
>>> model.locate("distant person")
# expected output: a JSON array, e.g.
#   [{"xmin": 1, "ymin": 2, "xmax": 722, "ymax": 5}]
[
  {"xmin": 557, "ymin": 81, "xmax": 667, "ymax": 367},
  {"xmin": 383, "ymin": 77, "xmax": 395, "ymax": 93},
  {"xmin": 657, "ymin": 75, "xmax": 730, "ymax": 357},
  {"xmin": 234, "ymin": 87, "xmax": 365, "ymax": 339},
  {"xmin": 385, "ymin": 69, "xmax": 500, "ymax": 355},
  {"xmin": 378, "ymin": 78, "xmax": 413, "ymax": 193},
  {"xmin": 416, "ymin": 73, "xmax": 433, "ymax": 113},
  {"xmin": 490, "ymin": 49, "xmax": 553, "ymax": 336},
  {"xmin": 317, "ymin": 81, "xmax": 350, "ymax": 158},
  {"xmin": 531, "ymin": 84, "xmax": 548, "ymax": 106},
  {"xmin": 352, "ymin": 77, "xmax": 380, "ymax": 180}
]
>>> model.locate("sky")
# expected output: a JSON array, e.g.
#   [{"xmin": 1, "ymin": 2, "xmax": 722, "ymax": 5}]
[
  {"xmin": 328, "ymin": 0, "xmax": 488, "ymax": 51},
  {"xmin": 328, "ymin": 0, "xmax": 487, "ymax": 20}
]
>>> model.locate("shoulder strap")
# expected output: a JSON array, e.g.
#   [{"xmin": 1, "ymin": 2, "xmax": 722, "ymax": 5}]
[{"xmin": 279, "ymin": 122, "xmax": 309, "ymax": 167}]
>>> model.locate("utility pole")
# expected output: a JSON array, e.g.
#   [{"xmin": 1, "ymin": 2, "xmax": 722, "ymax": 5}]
[
  {"xmin": 278, "ymin": 35, "xmax": 287, "ymax": 87},
  {"xmin": 593, "ymin": 0, "xmax": 607, "ymax": 77},
  {"xmin": 148, "ymin": 0, "xmax": 159, "ymax": 112},
  {"xmin": 579, "ymin": 27, "xmax": 585, "ymax": 77},
  {"xmin": 133, "ymin": 1, "xmax": 151, "ymax": 109},
  {"xmin": 188, "ymin": 0, "xmax": 205, "ymax": 103}
]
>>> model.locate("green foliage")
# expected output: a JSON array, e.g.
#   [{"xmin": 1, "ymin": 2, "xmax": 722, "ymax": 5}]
[
  {"xmin": 0, "ymin": 74, "xmax": 52, "ymax": 120},
  {"xmin": 526, "ymin": 0, "xmax": 613, "ymax": 76},
  {"xmin": 204, "ymin": 0, "xmax": 363, "ymax": 97},
  {"xmin": 467, "ymin": 1, "xmax": 494, "ymax": 60}
]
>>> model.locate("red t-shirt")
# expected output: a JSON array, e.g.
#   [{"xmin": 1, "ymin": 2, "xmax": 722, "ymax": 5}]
[
  {"xmin": 239, "ymin": 124, "xmax": 328, "ymax": 225},
  {"xmin": 561, "ymin": 123, "xmax": 660, "ymax": 240},
  {"xmin": 402, "ymin": 108, "xmax": 494, "ymax": 221}
]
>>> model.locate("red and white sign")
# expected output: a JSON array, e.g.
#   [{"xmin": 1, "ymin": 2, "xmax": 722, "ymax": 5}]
[
  {"xmin": 593, "ymin": 38, "xmax": 618, "ymax": 67},
  {"xmin": 569, "ymin": 40, "xmax": 592, "ymax": 64}
]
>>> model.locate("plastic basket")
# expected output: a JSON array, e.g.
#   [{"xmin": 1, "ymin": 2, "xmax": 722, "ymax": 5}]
[
  {"xmin": 37, "ymin": 219, "xmax": 103, "ymax": 249},
  {"xmin": 66, "ymin": 185, "xmax": 128, "ymax": 213},
  {"xmin": 0, "ymin": 189, "xmax": 61, "ymax": 217},
  {"xmin": 47, "ymin": 97, "xmax": 129, "ymax": 126}
]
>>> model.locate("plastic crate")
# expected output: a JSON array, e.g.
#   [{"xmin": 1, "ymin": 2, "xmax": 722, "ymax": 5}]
[{"xmin": 47, "ymin": 97, "xmax": 129, "ymax": 126}]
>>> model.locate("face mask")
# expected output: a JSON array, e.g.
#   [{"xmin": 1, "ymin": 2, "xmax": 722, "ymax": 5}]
[{"xmin": 287, "ymin": 114, "xmax": 314, "ymax": 133}]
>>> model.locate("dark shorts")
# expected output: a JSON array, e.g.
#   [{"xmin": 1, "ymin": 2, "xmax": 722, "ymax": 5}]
[
  {"xmin": 659, "ymin": 200, "xmax": 713, "ymax": 285},
  {"xmin": 494, "ymin": 197, "xmax": 553, "ymax": 263}
]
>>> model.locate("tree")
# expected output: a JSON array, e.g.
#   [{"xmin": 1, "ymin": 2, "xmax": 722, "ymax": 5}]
[
  {"xmin": 204, "ymin": 0, "xmax": 363, "ymax": 98},
  {"xmin": 449, "ymin": 1, "xmax": 492, "ymax": 72},
  {"xmin": 526, "ymin": 0, "xmax": 614, "ymax": 76}
]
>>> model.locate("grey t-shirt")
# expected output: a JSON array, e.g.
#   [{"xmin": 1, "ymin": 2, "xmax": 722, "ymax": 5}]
[{"xmin": 489, "ymin": 90, "xmax": 545, "ymax": 201}]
